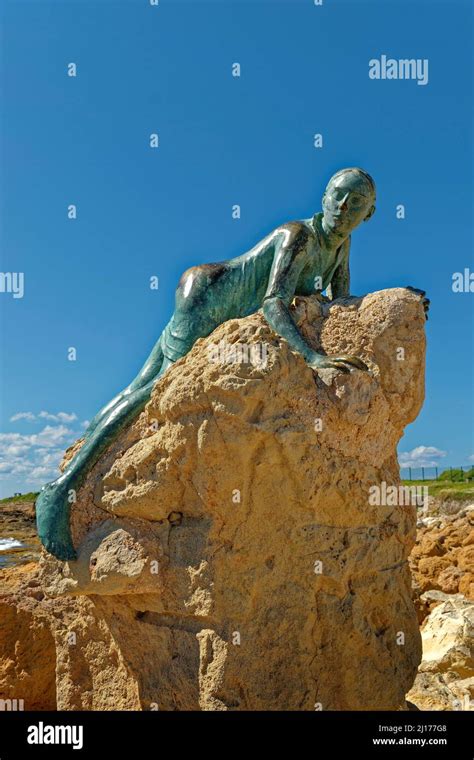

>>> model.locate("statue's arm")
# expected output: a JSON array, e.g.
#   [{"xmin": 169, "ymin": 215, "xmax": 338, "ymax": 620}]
[
  {"xmin": 262, "ymin": 227, "xmax": 367, "ymax": 373},
  {"xmin": 327, "ymin": 237, "xmax": 350, "ymax": 300},
  {"xmin": 262, "ymin": 224, "xmax": 321, "ymax": 364}
]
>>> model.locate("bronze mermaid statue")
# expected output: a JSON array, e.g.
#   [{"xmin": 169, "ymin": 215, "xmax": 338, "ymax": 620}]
[{"xmin": 36, "ymin": 167, "xmax": 428, "ymax": 560}]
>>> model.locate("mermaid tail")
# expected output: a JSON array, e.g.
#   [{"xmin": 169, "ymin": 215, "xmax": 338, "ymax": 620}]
[{"xmin": 36, "ymin": 478, "xmax": 77, "ymax": 560}]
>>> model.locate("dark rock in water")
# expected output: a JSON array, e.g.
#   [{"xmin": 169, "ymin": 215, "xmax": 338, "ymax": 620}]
[{"xmin": 0, "ymin": 500, "xmax": 41, "ymax": 570}]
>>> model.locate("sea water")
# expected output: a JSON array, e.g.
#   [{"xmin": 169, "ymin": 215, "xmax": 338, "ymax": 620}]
[{"xmin": 0, "ymin": 537, "xmax": 24, "ymax": 567}]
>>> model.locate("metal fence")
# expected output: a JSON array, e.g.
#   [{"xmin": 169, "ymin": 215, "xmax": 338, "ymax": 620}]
[{"xmin": 401, "ymin": 465, "xmax": 474, "ymax": 482}]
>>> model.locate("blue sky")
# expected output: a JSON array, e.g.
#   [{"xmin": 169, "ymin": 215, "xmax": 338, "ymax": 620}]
[{"xmin": 0, "ymin": 0, "xmax": 473, "ymax": 497}]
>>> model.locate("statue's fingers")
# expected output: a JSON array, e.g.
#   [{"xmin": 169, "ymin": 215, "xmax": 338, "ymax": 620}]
[
  {"xmin": 332, "ymin": 355, "xmax": 368, "ymax": 371},
  {"xmin": 406, "ymin": 285, "xmax": 426, "ymax": 297},
  {"xmin": 328, "ymin": 361, "xmax": 351, "ymax": 374}
]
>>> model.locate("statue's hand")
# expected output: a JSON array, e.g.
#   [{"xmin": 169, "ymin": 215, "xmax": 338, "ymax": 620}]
[
  {"xmin": 309, "ymin": 354, "xmax": 368, "ymax": 374},
  {"xmin": 405, "ymin": 286, "xmax": 430, "ymax": 320}
]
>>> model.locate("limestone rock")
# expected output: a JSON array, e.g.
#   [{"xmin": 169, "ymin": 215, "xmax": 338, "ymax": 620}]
[
  {"xmin": 407, "ymin": 596, "xmax": 474, "ymax": 711},
  {"xmin": 40, "ymin": 518, "xmax": 165, "ymax": 597},
  {"xmin": 1, "ymin": 289, "xmax": 426, "ymax": 710},
  {"xmin": 59, "ymin": 438, "xmax": 85, "ymax": 472},
  {"xmin": 0, "ymin": 565, "xmax": 142, "ymax": 710},
  {"xmin": 419, "ymin": 598, "xmax": 473, "ymax": 676},
  {"xmin": 410, "ymin": 504, "xmax": 474, "ymax": 605},
  {"xmin": 415, "ymin": 590, "xmax": 465, "ymax": 626}
]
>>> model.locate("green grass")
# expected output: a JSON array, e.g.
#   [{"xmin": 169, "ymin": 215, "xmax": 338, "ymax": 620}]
[
  {"xmin": 401, "ymin": 479, "xmax": 474, "ymax": 502},
  {"xmin": 0, "ymin": 491, "xmax": 39, "ymax": 504}
]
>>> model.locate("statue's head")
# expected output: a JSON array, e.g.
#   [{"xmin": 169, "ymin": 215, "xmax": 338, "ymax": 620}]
[{"xmin": 322, "ymin": 168, "xmax": 376, "ymax": 237}]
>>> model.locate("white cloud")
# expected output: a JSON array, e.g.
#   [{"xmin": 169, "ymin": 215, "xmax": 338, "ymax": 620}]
[
  {"xmin": 38, "ymin": 411, "xmax": 78, "ymax": 423},
  {"xmin": 30, "ymin": 424, "xmax": 73, "ymax": 448},
  {"xmin": 398, "ymin": 445, "xmax": 447, "ymax": 469},
  {"xmin": 29, "ymin": 465, "xmax": 60, "ymax": 479},
  {"xmin": 0, "ymin": 424, "xmax": 79, "ymax": 485},
  {"xmin": 9, "ymin": 411, "xmax": 78, "ymax": 424},
  {"xmin": 10, "ymin": 412, "xmax": 36, "ymax": 422},
  {"xmin": 468, "ymin": 454, "xmax": 474, "ymax": 463},
  {"xmin": 0, "ymin": 410, "xmax": 91, "ymax": 495}
]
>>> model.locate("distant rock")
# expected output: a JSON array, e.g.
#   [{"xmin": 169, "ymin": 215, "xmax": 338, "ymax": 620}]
[
  {"xmin": 410, "ymin": 504, "xmax": 474, "ymax": 609},
  {"xmin": 0, "ymin": 500, "xmax": 40, "ymax": 572},
  {"xmin": 407, "ymin": 596, "xmax": 474, "ymax": 711}
]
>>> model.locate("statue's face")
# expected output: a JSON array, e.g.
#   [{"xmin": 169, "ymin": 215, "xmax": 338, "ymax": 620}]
[{"xmin": 322, "ymin": 172, "xmax": 375, "ymax": 235}]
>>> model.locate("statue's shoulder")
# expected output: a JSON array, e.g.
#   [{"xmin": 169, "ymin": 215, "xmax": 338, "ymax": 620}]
[{"xmin": 274, "ymin": 219, "xmax": 316, "ymax": 247}]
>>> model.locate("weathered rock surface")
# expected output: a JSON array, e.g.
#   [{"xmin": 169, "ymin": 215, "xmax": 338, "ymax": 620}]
[
  {"xmin": 407, "ymin": 596, "xmax": 474, "ymax": 711},
  {"xmin": 410, "ymin": 503, "xmax": 474, "ymax": 607},
  {"xmin": 0, "ymin": 564, "xmax": 142, "ymax": 711},
  {"xmin": 0, "ymin": 289, "xmax": 426, "ymax": 710},
  {"xmin": 405, "ymin": 497, "xmax": 474, "ymax": 710}
]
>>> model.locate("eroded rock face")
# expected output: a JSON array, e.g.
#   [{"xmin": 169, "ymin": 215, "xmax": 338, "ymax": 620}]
[
  {"xmin": 407, "ymin": 596, "xmax": 474, "ymax": 711},
  {"xmin": 1, "ymin": 289, "xmax": 426, "ymax": 710},
  {"xmin": 410, "ymin": 503, "xmax": 474, "ymax": 605},
  {"xmin": 0, "ymin": 565, "xmax": 142, "ymax": 711}
]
